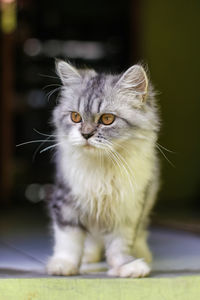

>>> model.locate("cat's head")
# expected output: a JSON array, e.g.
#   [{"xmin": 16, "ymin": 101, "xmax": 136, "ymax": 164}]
[{"xmin": 53, "ymin": 60, "xmax": 159, "ymax": 154}]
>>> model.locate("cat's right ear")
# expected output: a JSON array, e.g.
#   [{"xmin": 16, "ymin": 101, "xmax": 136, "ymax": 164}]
[{"xmin": 55, "ymin": 59, "xmax": 82, "ymax": 85}]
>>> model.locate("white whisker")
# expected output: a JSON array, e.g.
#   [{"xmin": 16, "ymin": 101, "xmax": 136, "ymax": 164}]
[
  {"xmin": 104, "ymin": 140, "xmax": 137, "ymax": 188},
  {"xmin": 106, "ymin": 148, "xmax": 121, "ymax": 171},
  {"xmin": 156, "ymin": 142, "xmax": 175, "ymax": 154},
  {"xmin": 113, "ymin": 150, "xmax": 136, "ymax": 194},
  {"xmin": 38, "ymin": 73, "xmax": 58, "ymax": 79},
  {"xmin": 106, "ymin": 144, "xmax": 135, "ymax": 196},
  {"xmin": 33, "ymin": 128, "xmax": 58, "ymax": 138},
  {"xmin": 46, "ymin": 87, "xmax": 61, "ymax": 102},
  {"xmin": 42, "ymin": 83, "xmax": 61, "ymax": 90},
  {"xmin": 156, "ymin": 144, "xmax": 175, "ymax": 167},
  {"xmin": 16, "ymin": 140, "xmax": 55, "ymax": 147},
  {"xmin": 40, "ymin": 143, "xmax": 61, "ymax": 153},
  {"xmin": 32, "ymin": 135, "xmax": 55, "ymax": 161},
  {"xmin": 129, "ymin": 131, "xmax": 175, "ymax": 167}
]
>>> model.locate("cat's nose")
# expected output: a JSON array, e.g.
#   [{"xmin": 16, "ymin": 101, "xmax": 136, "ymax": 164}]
[
  {"xmin": 82, "ymin": 132, "xmax": 95, "ymax": 140},
  {"xmin": 81, "ymin": 123, "xmax": 96, "ymax": 140}
]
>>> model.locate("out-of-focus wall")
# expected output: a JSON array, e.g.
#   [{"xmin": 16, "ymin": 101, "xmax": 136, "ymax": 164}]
[{"xmin": 140, "ymin": 0, "xmax": 200, "ymax": 208}]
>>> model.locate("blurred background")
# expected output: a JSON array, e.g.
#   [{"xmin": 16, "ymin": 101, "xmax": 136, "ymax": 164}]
[{"xmin": 0, "ymin": 0, "xmax": 200, "ymax": 224}]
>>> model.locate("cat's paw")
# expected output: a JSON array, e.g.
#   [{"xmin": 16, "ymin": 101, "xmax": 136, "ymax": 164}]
[
  {"xmin": 107, "ymin": 259, "xmax": 150, "ymax": 278},
  {"xmin": 46, "ymin": 257, "xmax": 79, "ymax": 276}
]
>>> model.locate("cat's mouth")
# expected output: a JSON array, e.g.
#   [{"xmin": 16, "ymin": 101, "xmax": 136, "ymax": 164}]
[
  {"xmin": 82, "ymin": 140, "xmax": 99, "ymax": 150},
  {"xmin": 84, "ymin": 143, "xmax": 93, "ymax": 149},
  {"xmin": 77, "ymin": 138, "xmax": 106, "ymax": 151},
  {"xmin": 85, "ymin": 141, "xmax": 100, "ymax": 149}
]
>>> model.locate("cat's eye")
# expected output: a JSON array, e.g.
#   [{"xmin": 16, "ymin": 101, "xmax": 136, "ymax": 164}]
[
  {"xmin": 71, "ymin": 112, "xmax": 82, "ymax": 123},
  {"xmin": 100, "ymin": 114, "xmax": 115, "ymax": 125}
]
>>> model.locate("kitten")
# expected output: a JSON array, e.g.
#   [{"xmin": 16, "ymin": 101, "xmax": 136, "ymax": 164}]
[{"xmin": 46, "ymin": 60, "xmax": 160, "ymax": 278}]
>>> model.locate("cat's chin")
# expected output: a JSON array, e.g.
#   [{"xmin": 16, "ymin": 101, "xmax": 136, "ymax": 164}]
[
  {"xmin": 83, "ymin": 144, "xmax": 94, "ymax": 150},
  {"xmin": 83, "ymin": 142, "xmax": 102, "ymax": 151},
  {"xmin": 80, "ymin": 142, "xmax": 105, "ymax": 154}
]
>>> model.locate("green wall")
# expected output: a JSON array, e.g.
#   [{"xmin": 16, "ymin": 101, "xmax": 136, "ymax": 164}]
[{"xmin": 140, "ymin": 0, "xmax": 200, "ymax": 208}]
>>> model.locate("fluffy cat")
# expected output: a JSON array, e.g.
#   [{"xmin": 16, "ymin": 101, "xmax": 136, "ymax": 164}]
[{"xmin": 46, "ymin": 60, "xmax": 160, "ymax": 278}]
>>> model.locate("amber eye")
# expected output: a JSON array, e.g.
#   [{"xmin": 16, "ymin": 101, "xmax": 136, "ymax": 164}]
[
  {"xmin": 71, "ymin": 112, "xmax": 82, "ymax": 123},
  {"xmin": 100, "ymin": 114, "xmax": 115, "ymax": 125}
]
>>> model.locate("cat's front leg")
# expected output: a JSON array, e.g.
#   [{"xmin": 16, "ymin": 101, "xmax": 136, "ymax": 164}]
[
  {"xmin": 46, "ymin": 223, "xmax": 85, "ymax": 276},
  {"xmin": 105, "ymin": 228, "xmax": 150, "ymax": 278},
  {"xmin": 82, "ymin": 233, "xmax": 104, "ymax": 263}
]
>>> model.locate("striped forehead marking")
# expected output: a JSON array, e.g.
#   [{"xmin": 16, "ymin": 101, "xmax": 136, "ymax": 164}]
[{"xmin": 82, "ymin": 74, "xmax": 105, "ymax": 114}]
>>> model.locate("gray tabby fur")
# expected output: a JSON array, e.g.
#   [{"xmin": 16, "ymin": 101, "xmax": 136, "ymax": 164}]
[{"xmin": 47, "ymin": 60, "xmax": 160, "ymax": 278}]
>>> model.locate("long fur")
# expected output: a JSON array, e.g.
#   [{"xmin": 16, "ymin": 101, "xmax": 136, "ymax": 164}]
[{"xmin": 46, "ymin": 61, "xmax": 160, "ymax": 278}]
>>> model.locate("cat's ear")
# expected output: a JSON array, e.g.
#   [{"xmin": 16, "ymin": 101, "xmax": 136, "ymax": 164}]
[
  {"xmin": 116, "ymin": 65, "xmax": 148, "ymax": 102},
  {"xmin": 55, "ymin": 59, "xmax": 81, "ymax": 85}
]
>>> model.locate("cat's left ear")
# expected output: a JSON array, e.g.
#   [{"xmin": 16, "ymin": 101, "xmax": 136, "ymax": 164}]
[
  {"xmin": 55, "ymin": 59, "xmax": 82, "ymax": 85},
  {"xmin": 116, "ymin": 65, "xmax": 148, "ymax": 102}
]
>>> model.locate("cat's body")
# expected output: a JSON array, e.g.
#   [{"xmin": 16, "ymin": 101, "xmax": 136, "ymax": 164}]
[{"xmin": 47, "ymin": 61, "xmax": 160, "ymax": 278}]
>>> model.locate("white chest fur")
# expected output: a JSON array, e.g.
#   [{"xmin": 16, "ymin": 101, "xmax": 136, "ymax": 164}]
[{"xmin": 59, "ymin": 140, "xmax": 155, "ymax": 229}]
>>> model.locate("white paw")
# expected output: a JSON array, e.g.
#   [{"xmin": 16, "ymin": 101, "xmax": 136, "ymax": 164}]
[
  {"xmin": 107, "ymin": 259, "xmax": 150, "ymax": 278},
  {"xmin": 46, "ymin": 257, "xmax": 79, "ymax": 276}
]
